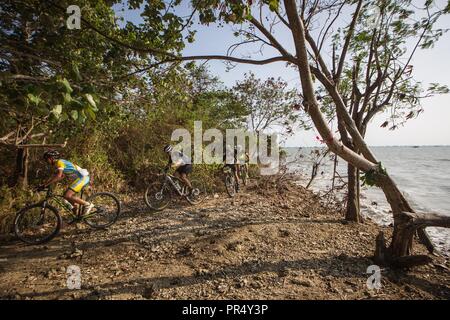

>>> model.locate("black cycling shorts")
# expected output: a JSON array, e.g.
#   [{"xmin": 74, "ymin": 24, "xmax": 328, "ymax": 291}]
[
  {"xmin": 224, "ymin": 163, "xmax": 238, "ymax": 172},
  {"xmin": 176, "ymin": 164, "xmax": 193, "ymax": 174}
]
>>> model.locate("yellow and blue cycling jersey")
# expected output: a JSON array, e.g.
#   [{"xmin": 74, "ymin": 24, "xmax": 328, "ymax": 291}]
[
  {"xmin": 55, "ymin": 159, "xmax": 90, "ymax": 192},
  {"xmin": 69, "ymin": 175, "xmax": 90, "ymax": 193}
]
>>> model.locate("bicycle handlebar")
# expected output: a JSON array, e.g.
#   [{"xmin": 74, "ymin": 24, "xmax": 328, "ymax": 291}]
[{"xmin": 33, "ymin": 185, "xmax": 52, "ymax": 193}]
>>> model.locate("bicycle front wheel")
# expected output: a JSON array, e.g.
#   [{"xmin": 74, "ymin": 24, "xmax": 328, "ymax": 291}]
[
  {"xmin": 144, "ymin": 181, "xmax": 172, "ymax": 211},
  {"xmin": 14, "ymin": 204, "xmax": 61, "ymax": 245},
  {"xmin": 84, "ymin": 192, "xmax": 121, "ymax": 229},
  {"xmin": 224, "ymin": 174, "xmax": 236, "ymax": 198}
]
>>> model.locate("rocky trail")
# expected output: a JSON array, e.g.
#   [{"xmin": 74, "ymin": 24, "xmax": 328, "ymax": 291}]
[{"xmin": 0, "ymin": 181, "xmax": 449, "ymax": 300}]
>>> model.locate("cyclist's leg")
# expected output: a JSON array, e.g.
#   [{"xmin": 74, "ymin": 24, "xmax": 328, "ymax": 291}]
[
  {"xmin": 177, "ymin": 165, "xmax": 193, "ymax": 189},
  {"xmin": 232, "ymin": 165, "xmax": 240, "ymax": 191},
  {"xmin": 234, "ymin": 165, "xmax": 240, "ymax": 184},
  {"xmin": 65, "ymin": 176, "xmax": 90, "ymax": 206}
]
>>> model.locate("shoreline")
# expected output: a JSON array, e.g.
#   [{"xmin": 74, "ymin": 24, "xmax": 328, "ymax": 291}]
[{"xmin": 295, "ymin": 178, "xmax": 450, "ymax": 258}]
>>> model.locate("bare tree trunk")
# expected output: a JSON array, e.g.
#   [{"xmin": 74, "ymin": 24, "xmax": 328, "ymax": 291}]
[
  {"xmin": 336, "ymin": 110, "xmax": 361, "ymax": 222},
  {"xmin": 373, "ymin": 173, "xmax": 414, "ymax": 256},
  {"xmin": 346, "ymin": 163, "xmax": 361, "ymax": 222},
  {"xmin": 13, "ymin": 147, "xmax": 29, "ymax": 189}
]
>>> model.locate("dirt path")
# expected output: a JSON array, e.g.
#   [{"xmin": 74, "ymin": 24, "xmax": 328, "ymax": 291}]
[{"xmin": 0, "ymin": 182, "xmax": 449, "ymax": 300}]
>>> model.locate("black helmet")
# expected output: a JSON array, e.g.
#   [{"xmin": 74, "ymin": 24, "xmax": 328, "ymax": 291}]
[
  {"xmin": 163, "ymin": 144, "xmax": 173, "ymax": 153},
  {"xmin": 43, "ymin": 149, "xmax": 60, "ymax": 160}
]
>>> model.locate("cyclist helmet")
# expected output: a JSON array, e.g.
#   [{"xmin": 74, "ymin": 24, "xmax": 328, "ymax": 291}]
[
  {"xmin": 43, "ymin": 149, "xmax": 60, "ymax": 160},
  {"xmin": 163, "ymin": 144, "xmax": 173, "ymax": 153}
]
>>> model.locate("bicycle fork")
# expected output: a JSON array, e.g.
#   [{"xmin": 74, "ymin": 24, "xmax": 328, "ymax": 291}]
[{"xmin": 38, "ymin": 201, "xmax": 48, "ymax": 225}]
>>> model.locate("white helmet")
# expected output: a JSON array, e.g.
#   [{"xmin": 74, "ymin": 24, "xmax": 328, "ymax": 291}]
[{"xmin": 164, "ymin": 144, "xmax": 173, "ymax": 153}]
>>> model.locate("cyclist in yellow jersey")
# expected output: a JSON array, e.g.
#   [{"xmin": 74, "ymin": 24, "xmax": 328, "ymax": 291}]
[{"xmin": 41, "ymin": 150, "xmax": 94, "ymax": 215}]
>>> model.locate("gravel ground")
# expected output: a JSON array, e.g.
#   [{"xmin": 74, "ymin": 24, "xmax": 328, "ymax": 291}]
[{"xmin": 0, "ymin": 181, "xmax": 449, "ymax": 300}]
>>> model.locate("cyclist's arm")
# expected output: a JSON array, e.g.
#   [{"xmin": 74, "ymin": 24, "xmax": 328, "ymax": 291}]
[
  {"xmin": 43, "ymin": 169, "xmax": 64, "ymax": 187},
  {"xmin": 164, "ymin": 156, "xmax": 172, "ymax": 171},
  {"xmin": 171, "ymin": 159, "xmax": 183, "ymax": 169}
]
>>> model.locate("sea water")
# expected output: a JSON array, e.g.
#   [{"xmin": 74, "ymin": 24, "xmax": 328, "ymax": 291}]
[{"xmin": 285, "ymin": 146, "xmax": 450, "ymax": 257}]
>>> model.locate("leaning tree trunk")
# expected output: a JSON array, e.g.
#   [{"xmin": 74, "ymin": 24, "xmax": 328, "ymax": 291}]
[{"xmin": 284, "ymin": 0, "xmax": 447, "ymax": 267}]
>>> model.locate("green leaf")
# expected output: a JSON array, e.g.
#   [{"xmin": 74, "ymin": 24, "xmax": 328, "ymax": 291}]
[
  {"xmin": 85, "ymin": 93, "xmax": 97, "ymax": 110},
  {"xmin": 58, "ymin": 78, "xmax": 73, "ymax": 93},
  {"xmin": 60, "ymin": 113, "xmax": 69, "ymax": 122},
  {"xmin": 51, "ymin": 104, "xmax": 62, "ymax": 118},
  {"xmin": 63, "ymin": 92, "xmax": 72, "ymax": 104},
  {"xmin": 27, "ymin": 93, "xmax": 42, "ymax": 106},
  {"xmin": 70, "ymin": 110, "xmax": 78, "ymax": 120},
  {"xmin": 86, "ymin": 107, "xmax": 96, "ymax": 120},
  {"xmin": 268, "ymin": 0, "xmax": 279, "ymax": 12},
  {"xmin": 72, "ymin": 64, "xmax": 82, "ymax": 81},
  {"xmin": 79, "ymin": 110, "xmax": 87, "ymax": 123},
  {"xmin": 361, "ymin": 162, "xmax": 386, "ymax": 187}
]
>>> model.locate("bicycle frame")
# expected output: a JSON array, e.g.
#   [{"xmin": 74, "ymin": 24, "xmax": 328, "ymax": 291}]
[
  {"xmin": 162, "ymin": 173, "xmax": 186, "ymax": 197},
  {"xmin": 39, "ymin": 187, "xmax": 90, "ymax": 221}
]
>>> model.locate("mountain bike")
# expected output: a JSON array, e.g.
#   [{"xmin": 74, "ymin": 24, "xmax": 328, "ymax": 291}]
[
  {"xmin": 144, "ymin": 169, "xmax": 206, "ymax": 211},
  {"xmin": 223, "ymin": 165, "xmax": 239, "ymax": 197},
  {"xmin": 14, "ymin": 185, "xmax": 121, "ymax": 245}
]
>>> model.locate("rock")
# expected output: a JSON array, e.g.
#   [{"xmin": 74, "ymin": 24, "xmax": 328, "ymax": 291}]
[
  {"xmin": 45, "ymin": 268, "xmax": 58, "ymax": 279},
  {"xmin": 344, "ymin": 280, "xmax": 358, "ymax": 287},
  {"xmin": 344, "ymin": 288, "xmax": 354, "ymax": 294},
  {"xmin": 58, "ymin": 253, "xmax": 69, "ymax": 260},
  {"xmin": 250, "ymin": 282, "xmax": 262, "ymax": 289},
  {"xmin": 279, "ymin": 229, "xmax": 290, "ymax": 237},
  {"xmin": 226, "ymin": 242, "xmax": 243, "ymax": 251},
  {"xmin": 281, "ymin": 203, "xmax": 291, "ymax": 210},
  {"xmin": 195, "ymin": 268, "xmax": 209, "ymax": 276},
  {"xmin": 72, "ymin": 292, "xmax": 82, "ymax": 299},
  {"xmin": 150, "ymin": 246, "xmax": 160, "ymax": 253},
  {"xmin": 216, "ymin": 284, "xmax": 227, "ymax": 293},
  {"xmin": 236, "ymin": 279, "xmax": 248, "ymax": 288},
  {"xmin": 70, "ymin": 248, "xmax": 83, "ymax": 258},
  {"xmin": 177, "ymin": 246, "xmax": 192, "ymax": 256},
  {"xmin": 291, "ymin": 278, "xmax": 313, "ymax": 287}
]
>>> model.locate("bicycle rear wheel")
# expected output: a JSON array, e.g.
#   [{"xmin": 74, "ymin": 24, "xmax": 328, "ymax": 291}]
[
  {"xmin": 84, "ymin": 192, "xmax": 121, "ymax": 229},
  {"xmin": 14, "ymin": 204, "xmax": 61, "ymax": 245},
  {"xmin": 241, "ymin": 164, "xmax": 248, "ymax": 186},
  {"xmin": 144, "ymin": 181, "xmax": 172, "ymax": 211}
]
